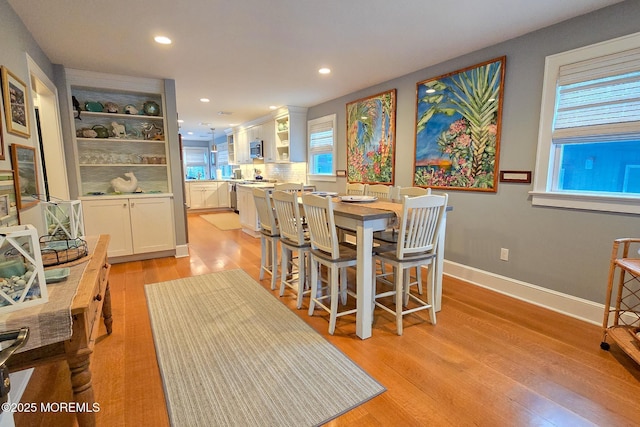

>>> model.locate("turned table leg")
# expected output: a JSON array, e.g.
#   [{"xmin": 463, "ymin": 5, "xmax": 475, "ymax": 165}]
[
  {"xmin": 67, "ymin": 353, "xmax": 96, "ymax": 427},
  {"xmin": 102, "ymin": 282, "xmax": 113, "ymax": 335}
]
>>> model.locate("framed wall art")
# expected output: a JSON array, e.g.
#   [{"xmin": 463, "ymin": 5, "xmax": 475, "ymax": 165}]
[
  {"xmin": 1, "ymin": 66, "xmax": 31, "ymax": 138},
  {"xmin": 0, "ymin": 170, "xmax": 19, "ymax": 226},
  {"xmin": 346, "ymin": 89, "xmax": 396, "ymax": 184},
  {"xmin": 414, "ymin": 57, "xmax": 505, "ymax": 192},
  {"xmin": 10, "ymin": 144, "xmax": 39, "ymax": 210}
]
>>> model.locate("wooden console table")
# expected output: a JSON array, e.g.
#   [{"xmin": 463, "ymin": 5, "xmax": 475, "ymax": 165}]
[{"xmin": 7, "ymin": 234, "xmax": 112, "ymax": 427}]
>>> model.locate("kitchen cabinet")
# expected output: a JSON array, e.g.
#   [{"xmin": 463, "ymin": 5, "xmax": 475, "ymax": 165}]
[
  {"xmin": 65, "ymin": 69, "xmax": 172, "ymax": 196},
  {"xmin": 273, "ymin": 106, "xmax": 308, "ymax": 162},
  {"xmin": 233, "ymin": 128, "xmax": 250, "ymax": 164},
  {"xmin": 187, "ymin": 181, "xmax": 230, "ymax": 209},
  {"xmin": 82, "ymin": 195, "xmax": 176, "ymax": 258},
  {"xmin": 236, "ymin": 185, "xmax": 260, "ymax": 237}
]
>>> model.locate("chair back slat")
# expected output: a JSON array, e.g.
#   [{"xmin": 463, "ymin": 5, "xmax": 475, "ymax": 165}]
[
  {"xmin": 272, "ymin": 190, "xmax": 305, "ymax": 245},
  {"xmin": 366, "ymin": 184, "xmax": 392, "ymax": 200},
  {"xmin": 397, "ymin": 186, "xmax": 431, "ymax": 197},
  {"xmin": 302, "ymin": 194, "xmax": 339, "ymax": 259},
  {"xmin": 252, "ymin": 188, "xmax": 278, "ymax": 236},
  {"xmin": 346, "ymin": 183, "xmax": 366, "ymax": 195},
  {"xmin": 396, "ymin": 194, "xmax": 448, "ymax": 259},
  {"xmin": 274, "ymin": 182, "xmax": 304, "ymax": 193}
]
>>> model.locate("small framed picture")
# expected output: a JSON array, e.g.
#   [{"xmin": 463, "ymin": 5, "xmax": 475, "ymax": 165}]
[
  {"xmin": 10, "ymin": 144, "xmax": 40, "ymax": 210},
  {"xmin": 0, "ymin": 194, "xmax": 8, "ymax": 218},
  {"xmin": 1, "ymin": 66, "xmax": 31, "ymax": 138}
]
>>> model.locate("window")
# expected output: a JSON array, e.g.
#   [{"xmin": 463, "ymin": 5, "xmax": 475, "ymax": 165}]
[
  {"xmin": 307, "ymin": 114, "xmax": 336, "ymax": 181},
  {"xmin": 532, "ymin": 32, "xmax": 640, "ymax": 214},
  {"xmin": 183, "ymin": 147, "xmax": 209, "ymax": 180}
]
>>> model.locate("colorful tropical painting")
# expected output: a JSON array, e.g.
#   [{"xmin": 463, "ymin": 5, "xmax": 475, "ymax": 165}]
[
  {"xmin": 414, "ymin": 57, "xmax": 505, "ymax": 191},
  {"xmin": 347, "ymin": 89, "xmax": 396, "ymax": 184}
]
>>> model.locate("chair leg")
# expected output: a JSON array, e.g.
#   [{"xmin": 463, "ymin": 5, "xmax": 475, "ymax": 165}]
[
  {"xmin": 296, "ymin": 250, "xmax": 306, "ymax": 309},
  {"xmin": 308, "ymin": 258, "xmax": 318, "ymax": 316},
  {"xmin": 395, "ymin": 267, "xmax": 404, "ymax": 336},
  {"xmin": 339, "ymin": 267, "xmax": 347, "ymax": 305},
  {"xmin": 329, "ymin": 265, "xmax": 339, "ymax": 335},
  {"xmin": 270, "ymin": 239, "xmax": 278, "ymax": 290},
  {"xmin": 427, "ymin": 263, "xmax": 437, "ymax": 325},
  {"xmin": 279, "ymin": 246, "xmax": 290, "ymax": 297},
  {"xmin": 259, "ymin": 236, "xmax": 266, "ymax": 280}
]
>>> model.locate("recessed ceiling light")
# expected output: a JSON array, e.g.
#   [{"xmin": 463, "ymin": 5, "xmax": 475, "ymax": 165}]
[
  {"xmin": 177, "ymin": 119, "xmax": 184, "ymax": 123},
  {"xmin": 269, "ymin": 106, "xmax": 277, "ymax": 110},
  {"xmin": 154, "ymin": 36, "xmax": 172, "ymax": 45},
  {"xmin": 229, "ymin": 123, "xmax": 237, "ymax": 127},
  {"xmin": 217, "ymin": 111, "xmax": 232, "ymax": 115},
  {"xmin": 318, "ymin": 68, "xmax": 331, "ymax": 74},
  {"xmin": 200, "ymin": 98, "xmax": 210, "ymax": 103},
  {"xmin": 200, "ymin": 122, "xmax": 211, "ymax": 126}
]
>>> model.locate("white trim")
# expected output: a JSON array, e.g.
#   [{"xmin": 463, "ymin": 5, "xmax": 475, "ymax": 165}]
[
  {"xmin": 444, "ymin": 260, "xmax": 605, "ymax": 325},
  {"xmin": 174, "ymin": 244, "xmax": 189, "ymax": 258}
]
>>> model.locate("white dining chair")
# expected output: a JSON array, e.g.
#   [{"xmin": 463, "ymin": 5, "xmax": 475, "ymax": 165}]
[
  {"xmin": 373, "ymin": 193, "xmax": 448, "ymax": 335},
  {"xmin": 252, "ymin": 187, "xmax": 280, "ymax": 290},
  {"xmin": 397, "ymin": 186, "xmax": 431, "ymax": 197},
  {"xmin": 272, "ymin": 190, "xmax": 311, "ymax": 309},
  {"xmin": 302, "ymin": 193, "xmax": 359, "ymax": 335}
]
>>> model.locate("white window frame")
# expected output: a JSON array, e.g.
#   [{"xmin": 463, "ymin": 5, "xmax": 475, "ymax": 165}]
[
  {"xmin": 183, "ymin": 146, "xmax": 210, "ymax": 180},
  {"xmin": 531, "ymin": 31, "xmax": 640, "ymax": 215},
  {"xmin": 307, "ymin": 114, "xmax": 337, "ymax": 182}
]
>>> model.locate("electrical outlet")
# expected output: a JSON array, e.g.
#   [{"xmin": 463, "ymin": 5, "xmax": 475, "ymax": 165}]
[{"xmin": 500, "ymin": 248, "xmax": 509, "ymax": 261}]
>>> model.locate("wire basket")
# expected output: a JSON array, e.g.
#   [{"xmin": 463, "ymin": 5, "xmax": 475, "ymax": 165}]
[{"xmin": 39, "ymin": 236, "xmax": 88, "ymax": 267}]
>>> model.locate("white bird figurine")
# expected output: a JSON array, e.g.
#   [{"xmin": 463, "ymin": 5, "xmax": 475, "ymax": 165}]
[{"xmin": 110, "ymin": 172, "xmax": 139, "ymax": 193}]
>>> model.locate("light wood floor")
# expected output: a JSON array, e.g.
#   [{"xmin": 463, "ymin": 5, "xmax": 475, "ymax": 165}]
[{"xmin": 15, "ymin": 212, "xmax": 640, "ymax": 426}]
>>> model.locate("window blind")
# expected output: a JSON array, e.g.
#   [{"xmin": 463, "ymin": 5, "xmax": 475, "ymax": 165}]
[
  {"xmin": 309, "ymin": 120, "xmax": 334, "ymax": 153},
  {"xmin": 553, "ymin": 47, "xmax": 640, "ymax": 142}
]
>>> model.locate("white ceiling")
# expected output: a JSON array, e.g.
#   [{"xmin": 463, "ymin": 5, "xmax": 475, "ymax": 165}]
[{"xmin": 8, "ymin": 0, "xmax": 622, "ymax": 141}]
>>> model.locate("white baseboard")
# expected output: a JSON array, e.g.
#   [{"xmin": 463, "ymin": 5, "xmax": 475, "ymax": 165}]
[
  {"xmin": 444, "ymin": 260, "xmax": 606, "ymax": 326},
  {"xmin": 175, "ymin": 244, "xmax": 189, "ymax": 258}
]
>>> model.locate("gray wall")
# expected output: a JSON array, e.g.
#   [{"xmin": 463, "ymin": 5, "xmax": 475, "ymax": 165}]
[
  {"xmin": 0, "ymin": 0, "xmax": 54, "ymax": 186},
  {"xmin": 308, "ymin": 1, "xmax": 640, "ymax": 304}
]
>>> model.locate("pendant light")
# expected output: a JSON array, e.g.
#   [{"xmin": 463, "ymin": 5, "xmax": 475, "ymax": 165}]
[{"xmin": 210, "ymin": 128, "xmax": 217, "ymax": 152}]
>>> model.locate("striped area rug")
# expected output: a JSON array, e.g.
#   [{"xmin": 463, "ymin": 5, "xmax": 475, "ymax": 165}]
[{"xmin": 145, "ymin": 269, "xmax": 385, "ymax": 426}]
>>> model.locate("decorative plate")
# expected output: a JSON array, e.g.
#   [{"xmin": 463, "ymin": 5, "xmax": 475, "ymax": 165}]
[
  {"xmin": 45, "ymin": 267, "xmax": 70, "ymax": 283},
  {"xmin": 339, "ymin": 195, "xmax": 377, "ymax": 203}
]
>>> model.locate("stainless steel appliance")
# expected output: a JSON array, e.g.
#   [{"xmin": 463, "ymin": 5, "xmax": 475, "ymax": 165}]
[
  {"xmin": 249, "ymin": 140, "xmax": 263, "ymax": 159},
  {"xmin": 229, "ymin": 182, "xmax": 238, "ymax": 212}
]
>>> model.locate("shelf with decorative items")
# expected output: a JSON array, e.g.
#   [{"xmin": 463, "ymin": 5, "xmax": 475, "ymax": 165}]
[
  {"xmin": 273, "ymin": 106, "xmax": 308, "ymax": 163},
  {"xmin": 69, "ymin": 82, "xmax": 171, "ymax": 196}
]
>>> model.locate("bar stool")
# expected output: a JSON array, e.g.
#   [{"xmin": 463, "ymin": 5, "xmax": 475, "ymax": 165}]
[
  {"xmin": 374, "ymin": 193, "xmax": 448, "ymax": 335},
  {"xmin": 252, "ymin": 187, "xmax": 280, "ymax": 290},
  {"xmin": 272, "ymin": 190, "xmax": 311, "ymax": 309},
  {"xmin": 302, "ymin": 193, "xmax": 359, "ymax": 335}
]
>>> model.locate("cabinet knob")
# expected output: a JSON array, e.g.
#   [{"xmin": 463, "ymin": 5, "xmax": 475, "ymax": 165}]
[
  {"xmin": 94, "ymin": 294, "xmax": 102, "ymax": 302},
  {"xmin": 123, "ymin": 203, "xmax": 127, "ymax": 208}
]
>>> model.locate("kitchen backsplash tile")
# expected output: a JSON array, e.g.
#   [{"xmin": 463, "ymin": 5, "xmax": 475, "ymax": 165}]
[{"xmin": 237, "ymin": 162, "xmax": 307, "ymax": 183}]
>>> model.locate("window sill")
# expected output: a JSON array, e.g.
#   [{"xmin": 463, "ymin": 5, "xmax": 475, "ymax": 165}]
[
  {"xmin": 307, "ymin": 174, "xmax": 337, "ymax": 183},
  {"xmin": 529, "ymin": 191, "xmax": 640, "ymax": 214}
]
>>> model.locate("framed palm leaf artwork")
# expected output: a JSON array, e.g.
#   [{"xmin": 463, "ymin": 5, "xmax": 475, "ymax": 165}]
[
  {"xmin": 414, "ymin": 57, "xmax": 505, "ymax": 192},
  {"xmin": 346, "ymin": 89, "xmax": 396, "ymax": 184}
]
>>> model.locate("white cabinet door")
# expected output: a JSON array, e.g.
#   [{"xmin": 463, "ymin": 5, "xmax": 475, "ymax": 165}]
[
  {"xmin": 217, "ymin": 182, "xmax": 229, "ymax": 207},
  {"xmin": 82, "ymin": 199, "xmax": 134, "ymax": 257},
  {"xmin": 203, "ymin": 186, "xmax": 219, "ymax": 208},
  {"xmin": 130, "ymin": 197, "xmax": 175, "ymax": 253},
  {"xmin": 237, "ymin": 186, "xmax": 259, "ymax": 235}
]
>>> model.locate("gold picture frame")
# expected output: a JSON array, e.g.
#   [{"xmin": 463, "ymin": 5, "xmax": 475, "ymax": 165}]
[
  {"xmin": 1, "ymin": 66, "xmax": 31, "ymax": 138},
  {"xmin": 10, "ymin": 144, "xmax": 39, "ymax": 210}
]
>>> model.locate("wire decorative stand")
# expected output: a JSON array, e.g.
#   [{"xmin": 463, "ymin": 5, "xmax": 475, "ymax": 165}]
[{"xmin": 39, "ymin": 236, "xmax": 88, "ymax": 267}]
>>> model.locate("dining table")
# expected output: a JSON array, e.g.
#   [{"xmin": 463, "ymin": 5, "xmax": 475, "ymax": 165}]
[{"xmin": 328, "ymin": 197, "xmax": 451, "ymax": 340}]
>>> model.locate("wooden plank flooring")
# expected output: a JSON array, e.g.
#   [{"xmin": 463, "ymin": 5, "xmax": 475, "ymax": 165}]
[{"xmin": 14, "ymin": 212, "xmax": 640, "ymax": 426}]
